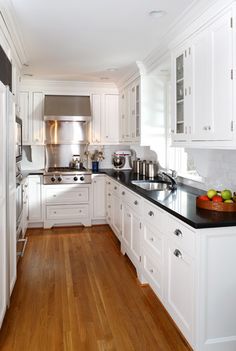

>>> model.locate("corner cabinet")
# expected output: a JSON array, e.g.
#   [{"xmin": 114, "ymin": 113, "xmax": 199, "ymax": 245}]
[
  {"xmin": 171, "ymin": 6, "xmax": 234, "ymax": 148},
  {"xmin": 120, "ymin": 77, "xmax": 141, "ymax": 144},
  {"xmin": 19, "ymin": 91, "xmax": 44, "ymax": 145}
]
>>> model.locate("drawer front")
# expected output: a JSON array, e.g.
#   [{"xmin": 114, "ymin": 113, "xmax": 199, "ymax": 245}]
[
  {"xmin": 143, "ymin": 248, "xmax": 162, "ymax": 298},
  {"xmin": 143, "ymin": 200, "xmax": 165, "ymax": 232},
  {"xmin": 45, "ymin": 186, "xmax": 89, "ymax": 204},
  {"xmin": 167, "ymin": 215, "xmax": 195, "ymax": 256},
  {"xmin": 143, "ymin": 223, "xmax": 163, "ymax": 260},
  {"xmin": 120, "ymin": 186, "xmax": 141, "ymax": 213},
  {"xmin": 46, "ymin": 205, "xmax": 89, "ymax": 220}
]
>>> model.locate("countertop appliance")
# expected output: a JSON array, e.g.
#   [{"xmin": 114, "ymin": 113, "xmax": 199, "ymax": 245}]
[
  {"xmin": 112, "ymin": 151, "xmax": 132, "ymax": 170},
  {"xmin": 43, "ymin": 167, "xmax": 92, "ymax": 185}
]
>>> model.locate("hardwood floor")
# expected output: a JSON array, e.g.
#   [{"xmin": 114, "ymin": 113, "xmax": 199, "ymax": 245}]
[{"xmin": 0, "ymin": 225, "xmax": 191, "ymax": 351}]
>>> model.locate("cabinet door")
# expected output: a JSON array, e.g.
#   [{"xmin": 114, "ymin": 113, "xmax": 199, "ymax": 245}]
[
  {"xmin": 20, "ymin": 91, "xmax": 31, "ymax": 144},
  {"xmin": 28, "ymin": 176, "xmax": 43, "ymax": 222},
  {"xmin": 92, "ymin": 175, "xmax": 106, "ymax": 219},
  {"xmin": 32, "ymin": 92, "xmax": 44, "ymax": 145},
  {"xmin": 119, "ymin": 90, "xmax": 126, "ymax": 142},
  {"xmin": 122, "ymin": 204, "xmax": 141, "ymax": 268},
  {"xmin": 130, "ymin": 79, "xmax": 141, "ymax": 142},
  {"xmin": 90, "ymin": 94, "xmax": 101, "ymax": 144},
  {"xmin": 191, "ymin": 10, "xmax": 233, "ymax": 141},
  {"xmin": 171, "ymin": 46, "xmax": 192, "ymax": 142},
  {"xmin": 102, "ymin": 94, "xmax": 119, "ymax": 143},
  {"xmin": 111, "ymin": 193, "xmax": 122, "ymax": 239},
  {"xmin": 165, "ymin": 239, "xmax": 194, "ymax": 345}
]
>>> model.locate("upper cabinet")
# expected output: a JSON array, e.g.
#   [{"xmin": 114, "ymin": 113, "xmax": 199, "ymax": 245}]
[
  {"xmin": 120, "ymin": 77, "xmax": 141, "ymax": 144},
  {"xmin": 90, "ymin": 93, "xmax": 119, "ymax": 145},
  {"xmin": 171, "ymin": 6, "xmax": 234, "ymax": 148},
  {"xmin": 19, "ymin": 90, "xmax": 44, "ymax": 145}
]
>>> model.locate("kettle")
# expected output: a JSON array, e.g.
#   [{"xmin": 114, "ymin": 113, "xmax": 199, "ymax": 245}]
[{"xmin": 69, "ymin": 154, "xmax": 81, "ymax": 169}]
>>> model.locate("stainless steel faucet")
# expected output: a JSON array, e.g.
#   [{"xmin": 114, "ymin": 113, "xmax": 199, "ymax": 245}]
[{"xmin": 162, "ymin": 170, "xmax": 178, "ymax": 190}]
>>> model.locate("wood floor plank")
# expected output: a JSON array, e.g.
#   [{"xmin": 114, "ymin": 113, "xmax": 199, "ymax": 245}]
[{"xmin": 0, "ymin": 225, "xmax": 192, "ymax": 351}]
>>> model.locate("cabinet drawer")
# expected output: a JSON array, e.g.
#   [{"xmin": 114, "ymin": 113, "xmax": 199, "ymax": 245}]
[
  {"xmin": 46, "ymin": 205, "xmax": 89, "ymax": 220},
  {"xmin": 143, "ymin": 223, "xmax": 163, "ymax": 260},
  {"xmin": 120, "ymin": 186, "xmax": 141, "ymax": 213},
  {"xmin": 143, "ymin": 200, "xmax": 165, "ymax": 232},
  {"xmin": 167, "ymin": 215, "xmax": 195, "ymax": 256},
  {"xmin": 143, "ymin": 247, "xmax": 163, "ymax": 298},
  {"xmin": 45, "ymin": 185, "xmax": 89, "ymax": 204}
]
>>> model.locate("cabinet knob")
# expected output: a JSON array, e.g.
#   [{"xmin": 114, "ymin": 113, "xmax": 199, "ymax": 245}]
[
  {"xmin": 173, "ymin": 249, "xmax": 182, "ymax": 259},
  {"xmin": 149, "ymin": 268, "xmax": 154, "ymax": 274},
  {"xmin": 150, "ymin": 237, "xmax": 154, "ymax": 242},
  {"xmin": 208, "ymin": 126, "xmax": 211, "ymax": 131},
  {"xmin": 134, "ymin": 200, "xmax": 138, "ymax": 205},
  {"xmin": 127, "ymin": 213, "xmax": 131, "ymax": 218},
  {"xmin": 174, "ymin": 229, "xmax": 182, "ymax": 237},
  {"xmin": 108, "ymin": 193, "xmax": 111, "ymax": 196},
  {"xmin": 114, "ymin": 186, "xmax": 117, "ymax": 190},
  {"xmin": 148, "ymin": 211, "xmax": 154, "ymax": 217},
  {"xmin": 122, "ymin": 191, "xmax": 125, "ymax": 195},
  {"xmin": 108, "ymin": 205, "xmax": 111, "ymax": 208}
]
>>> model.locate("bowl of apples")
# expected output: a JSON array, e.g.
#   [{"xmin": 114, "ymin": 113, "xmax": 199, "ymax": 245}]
[{"xmin": 196, "ymin": 189, "xmax": 236, "ymax": 212}]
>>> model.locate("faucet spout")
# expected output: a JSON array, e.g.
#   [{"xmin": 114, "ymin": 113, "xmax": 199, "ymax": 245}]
[{"xmin": 162, "ymin": 171, "xmax": 178, "ymax": 190}]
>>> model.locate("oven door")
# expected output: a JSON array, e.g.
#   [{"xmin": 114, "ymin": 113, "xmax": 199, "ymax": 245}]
[{"xmin": 16, "ymin": 116, "xmax": 22, "ymax": 162}]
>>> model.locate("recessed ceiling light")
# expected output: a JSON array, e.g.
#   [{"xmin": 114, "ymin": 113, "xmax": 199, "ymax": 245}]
[{"xmin": 148, "ymin": 10, "xmax": 166, "ymax": 19}]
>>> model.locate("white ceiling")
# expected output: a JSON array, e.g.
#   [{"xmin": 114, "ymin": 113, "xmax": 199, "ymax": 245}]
[{"xmin": 10, "ymin": 0, "xmax": 196, "ymax": 82}]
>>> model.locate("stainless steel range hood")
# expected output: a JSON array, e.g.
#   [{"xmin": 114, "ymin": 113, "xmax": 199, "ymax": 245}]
[
  {"xmin": 44, "ymin": 95, "xmax": 91, "ymax": 122},
  {"xmin": 44, "ymin": 95, "xmax": 91, "ymax": 145}
]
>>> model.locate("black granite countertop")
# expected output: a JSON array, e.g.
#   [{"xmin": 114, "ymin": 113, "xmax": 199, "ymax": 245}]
[
  {"xmin": 22, "ymin": 169, "xmax": 45, "ymax": 180},
  {"xmin": 96, "ymin": 169, "xmax": 236, "ymax": 230}
]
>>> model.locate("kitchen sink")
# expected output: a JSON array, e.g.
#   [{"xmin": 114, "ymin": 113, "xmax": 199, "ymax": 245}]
[{"xmin": 131, "ymin": 180, "xmax": 171, "ymax": 191}]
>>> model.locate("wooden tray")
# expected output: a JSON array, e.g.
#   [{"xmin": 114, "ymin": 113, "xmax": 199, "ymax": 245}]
[{"xmin": 196, "ymin": 197, "xmax": 236, "ymax": 212}]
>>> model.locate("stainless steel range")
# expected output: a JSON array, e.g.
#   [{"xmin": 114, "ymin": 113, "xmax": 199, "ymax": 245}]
[{"xmin": 43, "ymin": 167, "xmax": 92, "ymax": 185}]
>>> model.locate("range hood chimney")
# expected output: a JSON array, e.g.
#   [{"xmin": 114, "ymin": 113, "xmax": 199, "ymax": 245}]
[{"xmin": 44, "ymin": 95, "xmax": 91, "ymax": 122}]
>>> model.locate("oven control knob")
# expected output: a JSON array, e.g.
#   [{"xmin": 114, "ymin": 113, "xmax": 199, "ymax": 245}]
[
  {"xmin": 74, "ymin": 176, "xmax": 78, "ymax": 181},
  {"xmin": 51, "ymin": 177, "xmax": 56, "ymax": 182},
  {"xmin": 80, "ymin": 176, "xmax": 85, "ymax": 181},
  {"xmin": 58, "ymin": 176, "xmax": 62, "ymax": 182}
]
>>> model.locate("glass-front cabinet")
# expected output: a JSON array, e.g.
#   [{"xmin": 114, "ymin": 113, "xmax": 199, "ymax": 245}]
[{"xmin": 172, "ymin": 46, "xmax": 192, "ymax": 143}]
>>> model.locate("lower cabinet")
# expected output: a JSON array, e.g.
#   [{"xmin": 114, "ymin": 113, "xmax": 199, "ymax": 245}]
[
  {"xmin": 22, "ymin": 178, "xmax": 29, "ymax": 236},
  {"xmin": 92, "ymin": 175, "xmax": 106, "ymax": 220},
  {"xmin": 28, "ymin": 175, "xmax": 43, "ymax": 223},
  {"xmin": 44, "ymin": 184, "xmax": 91, "ymax": 228},
  {"xmin": 122, "ymin": 203, "xmax": 141, "ymax": 269},
  {"xmin": 165, "ymin": 238, "xmax": 195, "ymax": 346},
  {"xmin": 111, "ymin": 191, "xmax": 122, "ymax": 239}
]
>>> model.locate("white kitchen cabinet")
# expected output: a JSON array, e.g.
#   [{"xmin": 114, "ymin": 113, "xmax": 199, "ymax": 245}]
[
  {"xmin": 90, "ymin": 94, "xmax": 101, "ymax": 144},
  {"xmin": 111, "ymin": 191, "xmax": 122, "ymax": 239},
  {"xmin": 122, "ymin": 203, "xmax": 141, "ymax": 269},
  {"xmin": 92, "ymin": 175, "xmax": 106, "ymax": 220},
  {"xmin": 28, "ymin": 175, "xmax": 43, "ymax": 223},
  {"xmin": 120, "ymin": 78, "xmax": 141, "ymax": 143},
  {"xmin": 44, "ymin": 184, "xmax": 91, "ymax": 228},
  {"xmin": 19, "ymin": 91, "xmax": 44, "ymax": 145},
  {"xmin": 171, "ymin": 6, "xmax": 234, "ymax": 146},
  {"xmin": 165, "ymin": 238, "xmax": 195, "ymax": 346},
  {"xmin": 102, "ymin": 94, "xmax": 119, "ymax": 144}
]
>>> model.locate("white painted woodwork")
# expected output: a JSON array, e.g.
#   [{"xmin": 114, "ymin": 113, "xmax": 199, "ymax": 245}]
[
  {"xmin": 22, "ymin": 179, "xmax": 28, "ymax": 237},
  {"xmin": 111, "ymin": 192, "xmax": 122, "ymax": 239},
  {"xmin": 28, "ymin": 175, "xmax": 43, "ymax": 222},
  {"xmin": 46, "ymin": 204, "xmax": 89, "ymax": 220},
  {"xmin": 92, "ymin": 175, "xmax": 106, "ymax": 219},
  {"xmin": 0, "ymin": 83, "xmax": 7, "ymax": 328},
  {"xmin": 165, "ymin": 238, "xmax": 195, "ymax": 346},
  {"xmin": 90, "ymin": 94, "xmax": 101, "ymax": 144},
  {"xmin": 20, "ymin": 91, "xmax": 30, "ymax": 144},
  {"xmin": 45, "ymin": 185, "xmax": 89, "ymax": 204},
  {"xmin": 32, "ymin": 92, "xmax": 44, "ymax": 144},
  {"xmin": 102, "ymin": 94, "xmax": 119, "ymax": 143}
]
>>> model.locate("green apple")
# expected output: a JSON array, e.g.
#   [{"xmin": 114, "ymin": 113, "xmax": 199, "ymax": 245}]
[
  {"xmin": 207, "ymin": 189, "xmax": 217, "ymax": 199},
  {"xmin": 221, "ymin": 189, "xmax": 232, "ymax": 201},
  {"xmin": 224, "ymin": 199, "xmax": 234, "ymax": 203}
]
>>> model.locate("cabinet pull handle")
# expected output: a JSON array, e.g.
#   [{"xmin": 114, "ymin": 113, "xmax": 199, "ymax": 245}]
[
  {"xmin": 174, "ymin": 249, "xmax": 182, "ymax": 259},
  {"xmin": 148, "ymin": 211, "xmax": 154, "ymax": 217},
  {"xmin": 149, "ymin": 268, "xmax": 154, "ymax": 273},
  {"xmin": 208, "ymin": 126, "xmax": 211, "ymax": 131},
  {"xmin": 114, "ymin": 186, "xmax": 117, "ymax": 190},
  {"xmin": 174, "ymin": 229, "xmax": 182, "ymax": 237},
  {"xmin": 53, "ymin": 211, "xmax": 57, "ymax": 214},
  {"xmin": 134, "ymin": 200, "xmax": 138, "ymax": 205},
  {"xmin": 108, "ymin": 205, "xmax": 111, "ymax": 208},
  {"xmin": 122, "ymin": 191, "xmax": 125, "ymax": 195},
  {"xmin": 108, "ymin": 182, "xmax": 111, "ymax": 185},
  {"xmin": 150, "ymin": 237, "xmax": 154, "ymax": 242},
  {"xmin": 108, "ymin": 193, "xmax": 111, "ymax": 196}
]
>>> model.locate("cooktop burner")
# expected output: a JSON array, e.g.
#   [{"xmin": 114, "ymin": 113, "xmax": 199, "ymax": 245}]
[{"xmin": 45, "ymin": 166, "xmax": 91, "ymax": 174}]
